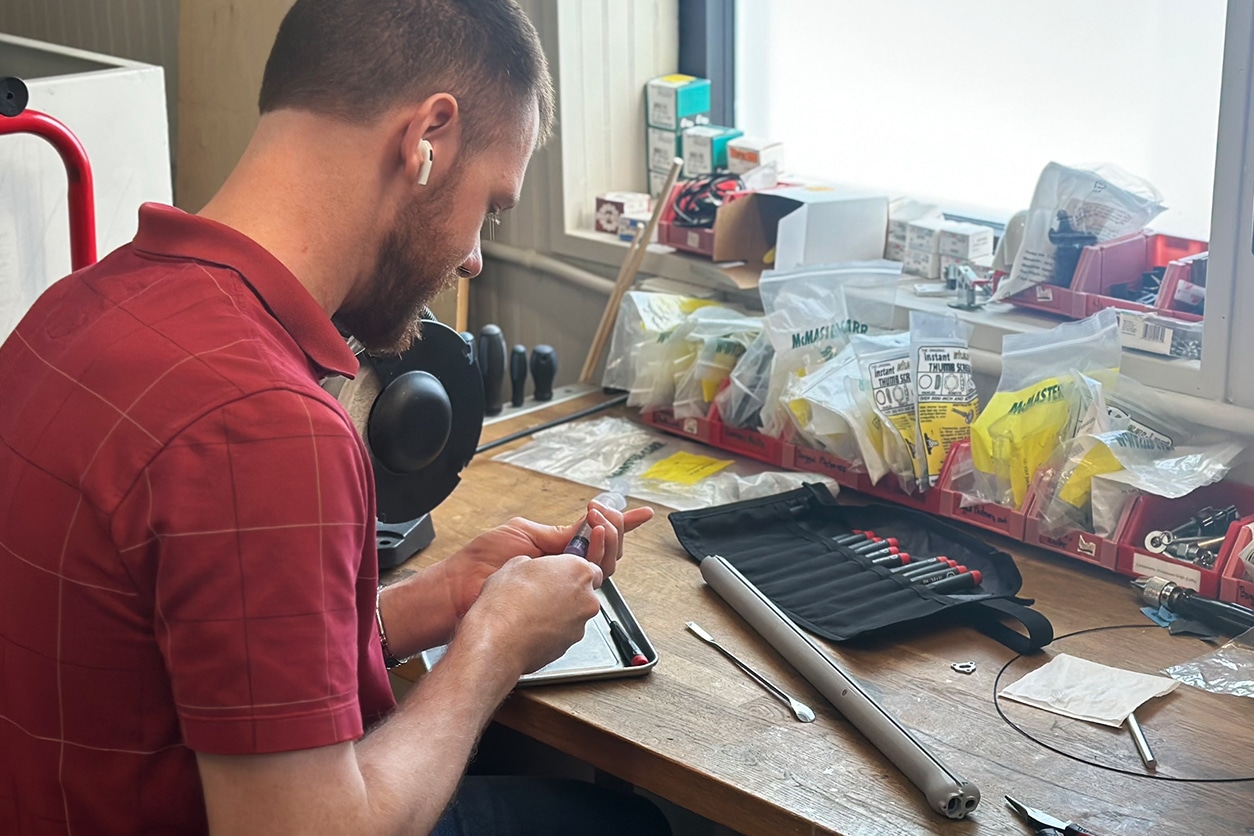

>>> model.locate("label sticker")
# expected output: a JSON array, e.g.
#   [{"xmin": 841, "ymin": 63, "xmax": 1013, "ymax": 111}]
[
  {"xmin": 1035, "ymin": 286, "xmax": 1054, "ymax": 302},
  {"xmin": 1131, "ymin": 553, "xmax": 1202, "ymax": 590},
  {"xmin": 642, "ymin": 451, "xmax": 733, "ymax": 485}
]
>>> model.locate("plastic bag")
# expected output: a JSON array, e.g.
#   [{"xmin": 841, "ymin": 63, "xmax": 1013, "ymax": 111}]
[
  {"xmin": 1036, "ymin": 431, "xmax": 1242, "ymax": 535},
  {"xmin": 492, "ymin": 415, "xmax": 832, "ymax": 511},
  {"xmin": 782, "ymin": 344, "xmax": 889, "ymax": 483},
  {"xmin": 909, "ymin": 311, "xmax": 977, "ymax": 490},
  {"xmin": 852, "ymin": 332, "xmax": 921, "ymax": 493},
  {"xmin": 1162, "ymin": 627, "xmax": 1254, "ymax": 698},
  {"xmin": 991, "ymin": 162, "xmax": 1166, "ymax": 301},
  {"xmin": 627, "ymin": 305, "xmax": 755, "ymax": 413},
  {"xmin": 672, "ymin": 310, "xmax": 762, "ymax": 418},
  {"xmin": 758, "ymin": 286, "xmax": 853, "ymax": 438},
  {"xmin": 602, "ymin": 292, "xmax": 713, "ymax": 392},
  {"xmin": 755, "ymin": 261, "xmax": 901, "ymax": 438},
  {"xmin": 970, "ymin": 308, "xmax": 1122, "ymax": 509},
  {"xmin": 712, "ymin": 331, "xmax": 774, "ymax": 429}
]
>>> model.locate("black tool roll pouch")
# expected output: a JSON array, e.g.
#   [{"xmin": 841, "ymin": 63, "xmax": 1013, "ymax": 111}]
[{"xmin": 669, "ymin": 483, "xmax": 1053, "ymax": 654}]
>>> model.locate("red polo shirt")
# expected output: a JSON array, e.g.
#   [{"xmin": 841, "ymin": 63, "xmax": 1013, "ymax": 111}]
[{"xmin": 0, "ymin": 203, "xmax": 395, "ymax": 834}]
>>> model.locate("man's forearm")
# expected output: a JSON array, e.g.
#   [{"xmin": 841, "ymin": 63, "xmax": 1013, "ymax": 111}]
[
  {"xmin": 379, "ymin": 563, "xmax": 461, "ymax": 658},
  {"xmin": 354, "ymin": 622, "xmax": 519, "ymax": 832}
]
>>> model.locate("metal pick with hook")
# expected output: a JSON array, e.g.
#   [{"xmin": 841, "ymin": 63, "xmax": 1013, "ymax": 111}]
[{"xmin": 686, "ymin": 621, "xmax": 816, "ymax": 723}]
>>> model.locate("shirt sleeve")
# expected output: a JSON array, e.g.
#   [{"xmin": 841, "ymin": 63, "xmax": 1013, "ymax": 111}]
[{"xmin": 134, "ymin": 388, "xmax": 376, "ymax": 755}]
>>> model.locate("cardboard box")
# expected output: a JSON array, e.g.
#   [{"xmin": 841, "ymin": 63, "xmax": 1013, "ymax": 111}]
[
  {"xmin": 903, "ymin": 248, "xmax": 941, "ymax": 279},
  {"xmin": 647, "ymin": 126, "xmax": 683, "ymax": 173},
  {"xmin": 595, "ymin": 191, "xmax": 650, "ymax": 234},
  {"xmin": 940, "ymin": 253, "xmax": 993, "ymax": 273},
  {"xmin": 885, "ymin": 239, "xmax": 907, "ymax": 261},
  {"xmin": 727, "ymin": 136, "xmax": 784, "ymax": 174},
  {"xmin": 618, "ymin": 210, "xmax": 655, "ymax": 243},
  {"xmin": 938, "ymin": 222, "xmax": 995, "ymax": 260},
  {"xmin": 649, "ymin": 170, "xmax": 671, "ymax": 197},
  {"xmin": 646, "ymin": 74, "xmax": 712, "ymax": 130},
  {"xmin": 722, "ymin": 186, "xmax": 887, "ymax": 272},
  {"xmin": 682, "ymin": 125, "xmax": 744, "ymax": 176},
  {"xmin": 905, "ymin": 218, "xmax": 949, "ymax": 253},
  {"xmin": 888, "ymin": 199, "xmax": 943, "ymax": 245}
]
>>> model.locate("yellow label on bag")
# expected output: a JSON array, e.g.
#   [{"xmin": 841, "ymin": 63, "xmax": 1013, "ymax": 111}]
[
  {"xmin": 868, "ymin": 356, "xmax": 925, "ymax": 485},
  {"xmin": 642, "ymin": 451, "xmax": 733, "ymax": 485}
]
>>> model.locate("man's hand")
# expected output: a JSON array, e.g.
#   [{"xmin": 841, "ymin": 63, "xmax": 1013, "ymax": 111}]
[
  {"xmin": 460, "ymin": 552, "xmax": 604, "ymax": 675},
  {"xmin": 443, "ymin": 502, "xmax": 654, "ymax": 619},
  {"xmin": 380, "ymin": 501, "xmax": 653, "ymax": 658}
]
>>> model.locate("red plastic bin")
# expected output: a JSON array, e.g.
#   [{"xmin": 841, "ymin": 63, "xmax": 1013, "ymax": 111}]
[
  {"xmin": 1217, "ymin": 517, "xmax": 1254, "ymax": 609},
  {"xmin": 1114, "ymin": 482, "xmax": 1254, "ymax": 598},
  {"xmin": 936, "ymin": 440, "xmax": 1028, "ymax": 541}
]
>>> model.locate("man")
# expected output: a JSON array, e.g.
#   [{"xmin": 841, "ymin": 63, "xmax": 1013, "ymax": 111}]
[{"xmin": 0, "ymin": 1, "xmax": 668, "ymax": 833}]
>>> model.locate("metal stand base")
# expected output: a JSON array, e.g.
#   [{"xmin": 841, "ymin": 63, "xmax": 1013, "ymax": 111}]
[{"xmin": 377, "ymin": 514, "xmax": 436, "ymax": 570}]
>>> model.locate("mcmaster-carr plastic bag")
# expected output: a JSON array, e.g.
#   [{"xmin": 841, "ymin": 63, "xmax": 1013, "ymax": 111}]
[
  {"xmin": 852, "ymin": 332, "xmax": 922, "ymax": 494},
  {"xmin": 1036, "ymin": 430, "xmax": 1243, "ymax": 535},
  {"xmin": 970, "ymin": 308, "xmax": 1121, "ymax": 509},
  {"xmin": 672, "ymin": 310, "xmax": 762, "ymax": 418},
  {"xmin": 991, "ymin": 162, "xmax": 1166, "ymax": 301},
  {"xmin": 492, "ymin": 415, "xmax": 831, "ymax": 511},
  {"xmin": 713, "ymin": 330, "xmax": 774, "ymax": 429},
  {"xmin": 627, "ymin": 306, "xmax": 755, "ymax": 413},
  {"xmin": 909, "ymin": 311, "xmax": 977, "ymax": 490},
  {"xmin": 755, "ymin": 261, "xmax": 901, "ymax": 438},
  {"xmin": 782, "ymin": 344, "xmax": 889, "ymax": 483},
  {"xmin": 602, "ymin": 292, "xmax": 713, "ymax": 392}
]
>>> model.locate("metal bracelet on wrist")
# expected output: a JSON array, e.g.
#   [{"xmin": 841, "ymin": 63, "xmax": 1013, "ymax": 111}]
[{"xmin": 375, "ymin": 586, "xmax": 406, "ymax": 669}]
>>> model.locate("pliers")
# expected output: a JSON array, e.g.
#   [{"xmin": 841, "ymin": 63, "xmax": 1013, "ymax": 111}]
[{"xmin": 1006, "ymin": 796, "xmax": 1102, "ymax": 836}]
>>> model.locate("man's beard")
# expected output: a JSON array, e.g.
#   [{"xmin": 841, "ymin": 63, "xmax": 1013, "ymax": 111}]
[{"xmin": 336, "ymin": 191, "xmax": 462, "ymax": 355}]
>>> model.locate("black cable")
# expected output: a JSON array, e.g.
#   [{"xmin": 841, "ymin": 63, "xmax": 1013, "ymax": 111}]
[
  {"xmin": 474, "ymin": 394, "xmax": 628, "ymax": 456},
  {"xmin": 993, "ymin": 623, "xmax": 1254, "ymax": 783},
  {"xmin": 670, "ymin": 173, "xmax": 745, "ymax": 228}
]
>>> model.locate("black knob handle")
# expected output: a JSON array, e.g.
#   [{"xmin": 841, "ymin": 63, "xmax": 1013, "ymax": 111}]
[
  {"xmin": 459, "ymin": 330, "xmax": 476, "ymax": 367},
  {"xmin": 509, "ymin": 345, "xmax": 528, "ymax": 407},
  {"xmin": 0, "ymin": 77, "xmax": 29, "ymax": 118},
  {"xmin": 531, "ymin": 344, "xmax": 557, "ymax": 401},
  {"xmin": 477, "ymin": 325, "xmax": 507, "ymax": 416}
]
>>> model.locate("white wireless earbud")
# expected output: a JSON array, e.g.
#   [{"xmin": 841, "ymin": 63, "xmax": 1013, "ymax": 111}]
[{"xmin": 416, "ymin": 139, "xmax": 434, "ymax": 186}]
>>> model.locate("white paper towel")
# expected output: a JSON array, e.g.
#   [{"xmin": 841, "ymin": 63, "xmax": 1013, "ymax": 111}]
[{"xmin": 999, "ymin": 653, "xmax": 1179, "ymax": 727}]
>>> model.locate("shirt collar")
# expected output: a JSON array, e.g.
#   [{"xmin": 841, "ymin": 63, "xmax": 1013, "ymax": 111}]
[{"xmin": 131, "ymin": 202, "xmax": 358, "ymax": 379}]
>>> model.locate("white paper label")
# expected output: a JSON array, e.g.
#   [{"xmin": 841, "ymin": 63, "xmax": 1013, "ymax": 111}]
[
  {"xmin": 686, "ymin": 231, "xmax": 700, "ymax": 249},
  {"xmin": 1117, "ymin": 311, "xmax": 1173, "ymax": 355},
  {"xmin": 1035, "ymin": 286, "xmax": 1054, "ymax": 302},
  {"xmin": 1131, "ymin": 552, "xmax": 1202, "ymax": 590}
]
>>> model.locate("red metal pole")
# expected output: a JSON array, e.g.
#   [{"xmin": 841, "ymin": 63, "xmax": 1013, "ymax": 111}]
[{"xmin": 0, "ymin": 110, "xmax": 97, "ymax": 269}]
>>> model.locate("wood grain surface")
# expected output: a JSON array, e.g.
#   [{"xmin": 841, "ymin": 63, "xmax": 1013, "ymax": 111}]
[{"xmin": 391, "ymin": 396, "xmax": 1254, "ymax": 835}]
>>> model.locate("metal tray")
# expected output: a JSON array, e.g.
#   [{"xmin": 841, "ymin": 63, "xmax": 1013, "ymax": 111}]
[{"xmin": 419, "ymin": 576, "xmax": 658, "ymax": 685}]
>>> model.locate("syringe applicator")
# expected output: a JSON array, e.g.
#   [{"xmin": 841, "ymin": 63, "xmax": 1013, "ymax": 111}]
[{"xmin": 563, "ymin": 480, "xmax": 629, "ymax": 558}]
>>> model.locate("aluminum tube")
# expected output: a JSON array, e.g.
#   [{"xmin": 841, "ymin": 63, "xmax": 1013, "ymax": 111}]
[
  {"xmin": 700, "ymin": 555, "xmax": 981, "ymax": 820},
  {"xmin": 482, "ymin": 241, "xmax": 617, "ymax": 295}
]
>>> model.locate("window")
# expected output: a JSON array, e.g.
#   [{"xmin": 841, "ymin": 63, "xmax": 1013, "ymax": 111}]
[{"xmin": 735, "ymin": 0, "xmax": 1225, "ymax": 239}]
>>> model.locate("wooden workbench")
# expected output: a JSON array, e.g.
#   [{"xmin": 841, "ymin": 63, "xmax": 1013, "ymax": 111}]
[{"xmin": 393, "ymin": 395, "xmax": 1254, "ymax": 835}]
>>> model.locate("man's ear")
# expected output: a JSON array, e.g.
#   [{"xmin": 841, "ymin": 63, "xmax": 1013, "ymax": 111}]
[{"xmin": 400, "ymin": 94, "xmax": 460, "ymax": 187}]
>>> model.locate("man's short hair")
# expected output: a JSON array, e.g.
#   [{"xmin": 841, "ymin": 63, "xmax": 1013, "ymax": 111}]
[{"xmin": 259, "ymin": 0, "xmax": 555, "ymax": 149}]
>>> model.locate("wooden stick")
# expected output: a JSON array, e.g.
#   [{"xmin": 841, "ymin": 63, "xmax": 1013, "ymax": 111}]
[
  {"xmin": 455, "ymin": 276, "xmax": 470, "ymax": 333},
  {"xmin": 579, "ymin": 157, "xmax": 684, "ymax": 384}
]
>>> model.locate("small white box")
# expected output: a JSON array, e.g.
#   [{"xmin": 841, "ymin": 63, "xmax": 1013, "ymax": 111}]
[
  {"xmin": 885, "ymin": 240, "xmax": 907, "ymax": 261},
  {"xmin": 682, "ymin": 125, "xmax": 743, "ymax": 177},
  {"xmin": 649, "ymin": 170, "xmax": 671, "ymax": 198},
  {"xmin": 618, "ymin": 210, "xmax": 655, "ymax": 243},
  {"xmin": 645, "ymin": 74, "xmax": 711, "ymax": 130},
  {"xmin": 647, "ymin": 127, "xmax": 682, "ymax": 173},
  {"xmin": 726, "ymin": 136, "xmax": 784, "ymax": 174},
  {"xmin": 905, "ymin": 218, "xmax": 949, "ymax": 254},
  {"xmin": 904, "ymin": 248, "xmax": 942, "ymax": 279},
  {"xmin": 888, "ymin": 199, "xmax": 943, "ymax": 244},
  {"xmin": 595, "ymin": 191, "xmax": 650, "ymax": 234},
  {"xmin": 938, "ymin": 222, "xmax": 995, "ymax": 260}
]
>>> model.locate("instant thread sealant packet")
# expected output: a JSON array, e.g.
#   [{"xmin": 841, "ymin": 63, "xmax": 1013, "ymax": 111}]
[{"xmin": 909, "ymin": 311, "xmax": 977, "ymax": 491}]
